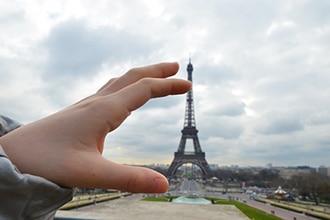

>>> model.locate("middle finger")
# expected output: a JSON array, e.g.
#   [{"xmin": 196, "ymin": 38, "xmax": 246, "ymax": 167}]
[{"xmin": 96, "ymin": 62, "xmax": 180, "ymax": 95}]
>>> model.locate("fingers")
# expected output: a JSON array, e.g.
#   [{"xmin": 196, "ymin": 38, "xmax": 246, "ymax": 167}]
[
  {"xmin": 101, "ymin": 161, "xmax": 169, "ymax": 193},
  {"xmin": 66, "ymin": 155, "xmax": 168, "ymax": 193},
  {"xmin": 97, "ymin": 62, "xmax": 180, "ymax": 95},
  {"xmin": 98, "ymin": 77, "xmax": 191, "ymax": 132},
  {"xmin": 110, "ymin": 78, "xmax": 191, "ymax": 113}
]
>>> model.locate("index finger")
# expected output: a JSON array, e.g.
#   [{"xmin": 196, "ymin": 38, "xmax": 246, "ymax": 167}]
[
  {"xmin": 114, "ymin": 77, "xmax": 191, "ymax": 111},
  {"xmin": 97, "ymin": 62, "xmax": 180, "ymax": 95},
  {"xmin": 105, "ymin": 77, "xmax": 191, "ymax": 131}
]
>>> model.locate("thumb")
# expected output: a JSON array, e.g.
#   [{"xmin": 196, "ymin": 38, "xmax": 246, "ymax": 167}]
[
  {"xmin": 68, "ymin": 155, "xmax": 169, "ymax": 193},
  {"xmin": 105, "ymin": 162, "xmax": 169, "ymax": 193}
]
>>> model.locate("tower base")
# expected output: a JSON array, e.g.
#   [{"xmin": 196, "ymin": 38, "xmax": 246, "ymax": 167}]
[{"xmin": 167, "ymin": 152, "xmax": 211, "ymax": 179}]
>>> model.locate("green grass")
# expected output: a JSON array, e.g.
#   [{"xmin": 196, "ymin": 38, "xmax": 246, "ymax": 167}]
[
  {"xmin": 142, "ymin": 196, "xmax": 177, "ymax": 202},
  {"xmin": 210, "ymin": 198, "xmax": 281, "ymax": 220},
  {"xmin": 142, "ymin": 196, "xmax": 282, "ymax": 220}
]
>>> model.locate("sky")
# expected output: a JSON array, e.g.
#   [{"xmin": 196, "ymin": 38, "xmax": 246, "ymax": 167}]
[{"xmin": 1, "ymin": 0, "xmax": 330, "ymax": 168}]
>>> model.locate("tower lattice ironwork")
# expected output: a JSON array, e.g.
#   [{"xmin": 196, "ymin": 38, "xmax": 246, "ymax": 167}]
[{"xmin": 167, "ymin": 60, "xmax": 211, "ymax": 178}]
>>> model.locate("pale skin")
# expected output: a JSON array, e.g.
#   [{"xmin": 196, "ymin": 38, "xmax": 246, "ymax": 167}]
[{"xmin": 0, "ymin": 62, "xmax": 191, "ymax": 193}]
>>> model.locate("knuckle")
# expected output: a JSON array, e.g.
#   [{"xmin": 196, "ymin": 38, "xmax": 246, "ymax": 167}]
[
  {"xmin": 126, "ymin": 67, "xmax": 141, "ymax": 76},
  {"xmin": 138, "ymin": 77, "xmax": 153, "ymax": 85}
]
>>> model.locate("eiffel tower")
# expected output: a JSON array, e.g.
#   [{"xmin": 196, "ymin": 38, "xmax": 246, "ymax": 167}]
[{"xmin": 167, "ymin": 59, "xmax": 211, "ymax": 178}]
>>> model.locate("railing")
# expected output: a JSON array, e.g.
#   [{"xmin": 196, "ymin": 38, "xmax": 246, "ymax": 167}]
[
  {"xmin": 175, "ymin": 152, "xmax": 205, "ymax": 157},
  {"xmin": 183, "ymin": 151, "xmax": 195, "ymax": 155}
]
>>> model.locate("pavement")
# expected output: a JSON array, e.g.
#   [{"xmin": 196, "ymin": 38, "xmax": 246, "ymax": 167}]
[{"xmin": 55, "ymin": 199, "xmax": 250, "ymax": 220}]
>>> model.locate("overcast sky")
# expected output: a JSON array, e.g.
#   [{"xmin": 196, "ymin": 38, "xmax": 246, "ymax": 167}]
[{"xmin": 1, "ymin": 0, "xmax": 330, "ymax": 168}]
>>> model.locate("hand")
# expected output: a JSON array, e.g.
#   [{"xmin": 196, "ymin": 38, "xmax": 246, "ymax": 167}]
[{"xmin": 0, "ymin": 62, "xmax": 191, "ymax": 193}]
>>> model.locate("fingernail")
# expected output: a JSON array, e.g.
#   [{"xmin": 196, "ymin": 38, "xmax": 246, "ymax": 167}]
[{"xmin": 151, "ymin": 177, "xmax": 168, "ymax": 193}]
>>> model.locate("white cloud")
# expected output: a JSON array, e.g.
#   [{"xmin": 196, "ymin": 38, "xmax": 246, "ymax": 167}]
[
  {"xmin": 1, "ymin": 0, "xmax": 330, "ymax": 167},
  {"xmin": 266, "ymin": 20, "xmax": 296, "ymax": 36}
]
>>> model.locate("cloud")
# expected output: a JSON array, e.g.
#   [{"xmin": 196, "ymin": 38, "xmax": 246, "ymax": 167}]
[
  {"xmin": 42, "ymin": 19, "xmax": 159, "ymax": 80},
  {"xmin": 256, "ymin": 115, "xmax": 304, "ymax": 135},
  {"xmin": 201, "ymin": 117, "xmax": 244, "ymax": 140},
  {"xmin": 266, "ymin": 20, "xmax": 296, "ymax": 36},
  {"xmin": 38, "ymin": 18, "xmax": 162, "ymax": 107},
  {"xmin": 1, "ymin": 1, "xmax": 330, "ymax": 168},
  {"xmin": 212, "ymin": 101, "xmax": 246, "ymax": 117}
]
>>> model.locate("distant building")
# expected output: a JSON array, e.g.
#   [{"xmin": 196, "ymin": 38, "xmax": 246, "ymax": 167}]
[
  {"xmin": 318, "ymin": 166, "xmax": 330, "ymax": 177},
  {"xmin": 266, "ymin": 163, "xmax": 273, "ymax": 169},
  {"xmin": 209, "ymin": 164, "xmax": 219, "ymax": 170},
  {"xmin": 279, "ymin": 166, "xmax": 316, "ymax": 179}
]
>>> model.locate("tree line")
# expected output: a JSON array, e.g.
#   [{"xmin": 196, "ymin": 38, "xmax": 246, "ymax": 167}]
[
  {"xmin": 151, "ymin": 165, "xmax": 330, "ymax": 204},
  {"xmin": 212, "ymin": 168, "xmax": 330, "ymax": 204}
]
